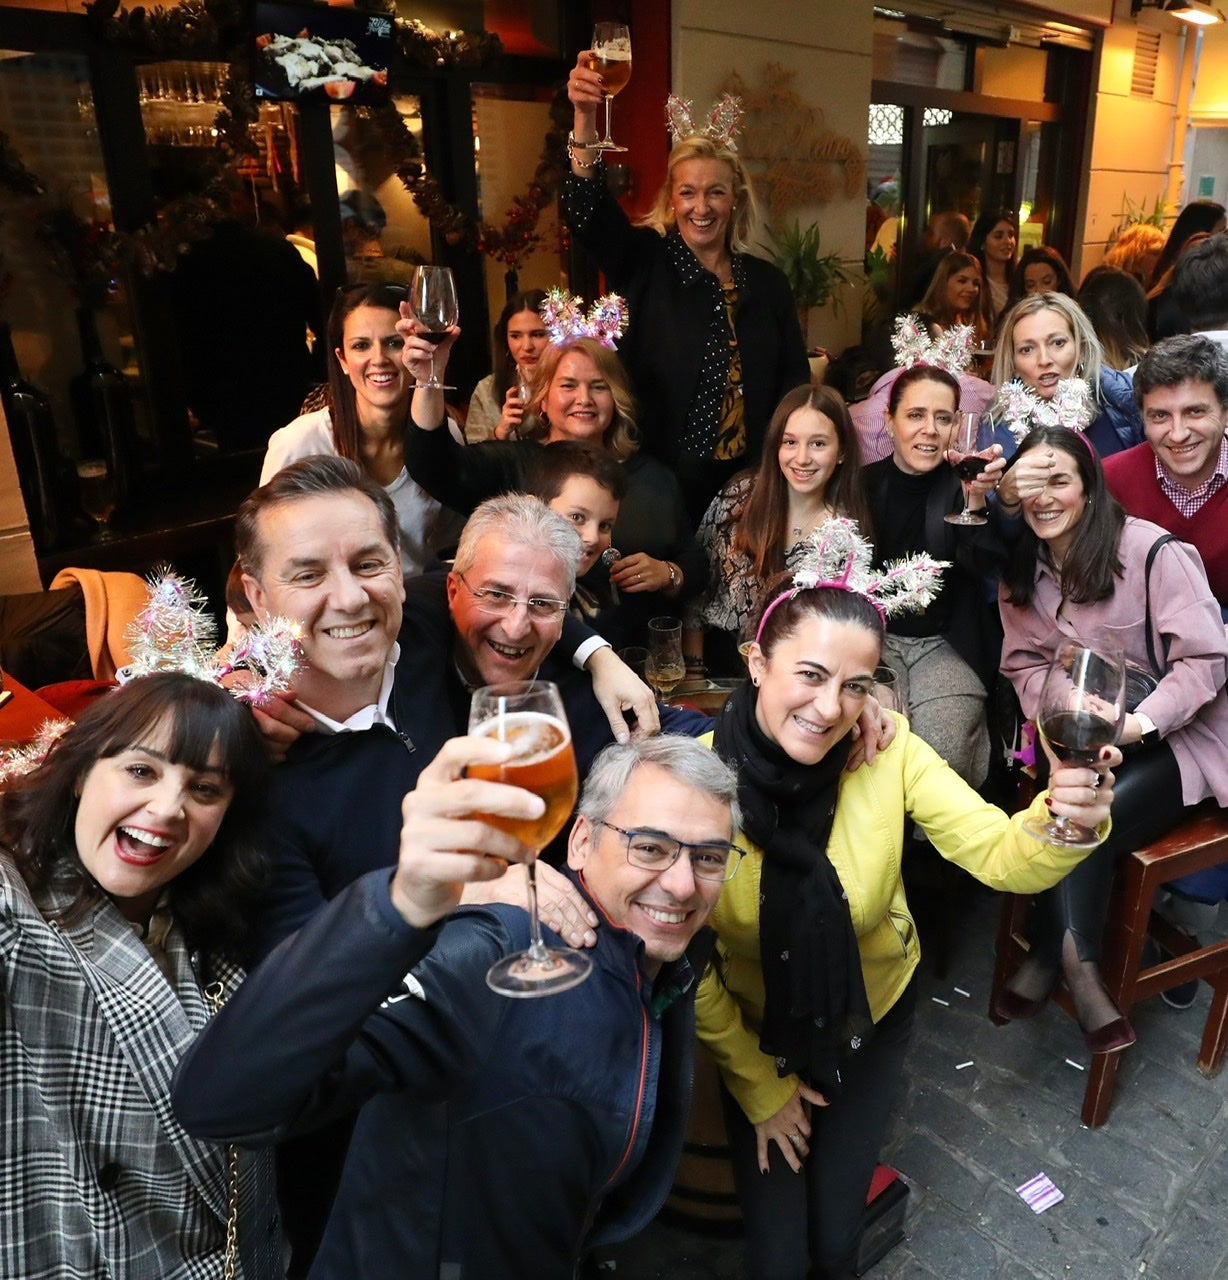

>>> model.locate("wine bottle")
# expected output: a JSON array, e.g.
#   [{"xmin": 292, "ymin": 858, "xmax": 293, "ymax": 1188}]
[
  {"xmin": 0, "ymin": 322, "xmax": 73, "ymax": 550},
  {"xmin": 70, "ymin": 305, "xmax": 137, "ymax": 510}
]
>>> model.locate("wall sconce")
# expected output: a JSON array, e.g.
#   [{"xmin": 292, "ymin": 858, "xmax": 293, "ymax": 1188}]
[{"xmin": 1131, "ymin": 0, "xmax": 1226, "ymax": 24}]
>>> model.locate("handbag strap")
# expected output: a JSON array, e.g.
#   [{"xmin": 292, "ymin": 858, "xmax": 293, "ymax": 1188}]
[
  {"xmin": 204, "ymin": 980, "xmax": 240, "ymax": 1280},
  {"xmin": 1143, "ymin": 533, "xmax": 1176, "ymax": 677}
]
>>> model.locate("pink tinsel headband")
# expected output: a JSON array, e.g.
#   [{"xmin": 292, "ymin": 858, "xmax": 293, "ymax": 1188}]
[
  {"xmin": 540, "ymin": 288, "xmax": 627, "ymax": 349},
  {"xmin": 753, "ymin": 518, "xmax": 948, "ymax": 645}
]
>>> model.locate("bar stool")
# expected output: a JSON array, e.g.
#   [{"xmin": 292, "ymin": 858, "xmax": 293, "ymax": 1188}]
[{"xmin": 989, "ymin": 801, "xmax": 1228, "ymax": 1127}]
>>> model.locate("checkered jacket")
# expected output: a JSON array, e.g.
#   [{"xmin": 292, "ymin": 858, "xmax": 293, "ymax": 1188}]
[{"xmin": 0, "ymin": 854, "xmax": 281, "ymax": 1279}]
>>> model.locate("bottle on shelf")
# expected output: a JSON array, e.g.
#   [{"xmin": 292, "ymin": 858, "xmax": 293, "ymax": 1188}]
[
  {"xmin": 0, "ymin": 322, "xmax": 75, "ymax": 551},
  {"xmin": 70, "ymin": 305, "xmax": 139, "ymax": 512}
]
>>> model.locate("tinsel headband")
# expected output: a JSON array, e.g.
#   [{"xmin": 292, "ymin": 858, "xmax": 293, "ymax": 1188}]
[
  {"xmin": 753, "ymin": 517, "xmax": 949, "ymax": 643},
  {"xmin": 121, "ymin": 569, "xmax": 301, "ymax": 705},
  {"xmin": 0, "ymin": 572, "xmax": 302, "ymax": 787},
  {"xmin": 891, "ymin": 314, "xmax": 974, "ymax": 377},
  {"xmin": 990, "ymin": 376, "xmax": 1096, "ymax": 445},
  {"xmin": 540, "ymin": 288, "xmax": 627, "ymax": 349},
  {"xmin": 665, "ymin": 93, "xmax": 743, "ymax": 150}
]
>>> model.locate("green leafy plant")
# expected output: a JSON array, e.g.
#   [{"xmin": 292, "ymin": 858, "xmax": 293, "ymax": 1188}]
[
  {"xmin": 1117, "ymin": 193, "xmax": 1167, "ymax": 230},
  {"xmin": 761, "ymin": 220, "xmax": 855, "ymax": 316}
]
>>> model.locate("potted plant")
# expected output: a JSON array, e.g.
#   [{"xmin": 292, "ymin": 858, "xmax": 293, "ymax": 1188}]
[{"xmin": 761, "ymin": 219, "xmax": 855, "ymax": 349}]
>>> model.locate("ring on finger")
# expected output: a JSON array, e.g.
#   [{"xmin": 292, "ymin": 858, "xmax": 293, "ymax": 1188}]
[{"xmin": 788, "ymin": 1132, "xmax": 802, "ymax": 1146}]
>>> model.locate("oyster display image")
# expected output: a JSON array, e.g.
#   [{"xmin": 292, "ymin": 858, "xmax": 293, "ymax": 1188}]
[{"xmin": 256, "ymin": 29, "xmax": 389, "ymax": 99}]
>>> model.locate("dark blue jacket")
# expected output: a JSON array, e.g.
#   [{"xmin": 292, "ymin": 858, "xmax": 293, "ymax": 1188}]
[
  {"xmin": 174, "ymin": 869, "xmax": 713, "ymax": 1279},
  {"xmin": 990, "ymin": 367, "xmax": 1143, "ymax": 460},
  {"xmin": 256, "ymin": 572, "xmax": 709, "ymax": 955}
]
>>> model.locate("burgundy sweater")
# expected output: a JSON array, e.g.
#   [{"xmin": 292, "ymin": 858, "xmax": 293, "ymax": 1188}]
[{"xmin": 1103, "ymin": 442, "xmax": 1228, "ymax": 606}]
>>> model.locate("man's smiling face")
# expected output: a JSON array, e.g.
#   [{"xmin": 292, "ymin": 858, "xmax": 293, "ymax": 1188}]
[
  {"xmin": 447, "ymin": 535, "xmax": 568, "ymax": 686},
  {"xmin": 242, "ymin": 491, "xmax": 404, "ymax": 720}
]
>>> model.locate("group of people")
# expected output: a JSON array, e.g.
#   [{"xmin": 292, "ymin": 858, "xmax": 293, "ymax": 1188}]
[{"xmin": 5, "ymin": 47, "xmax": 1228, "ymax": 1280}]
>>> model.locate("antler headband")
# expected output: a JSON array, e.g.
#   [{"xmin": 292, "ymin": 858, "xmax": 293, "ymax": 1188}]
[
  {"xmin": 754, "ymin": 517, "xmax": 949, "ymax": 642},
  {"xmin": 665, "ymin": 93, "xmax": 744, "ymax": 149},
  {"xmin": 891, "ymin": 314, "xmax": 974, "ymax": 377},
  {"xmin": 540, "ymin": 288, "xmax": 627, "ymax": 349}
]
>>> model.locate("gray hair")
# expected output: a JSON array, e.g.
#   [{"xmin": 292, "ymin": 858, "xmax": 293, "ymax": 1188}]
[
  {"xmin": 578, "ymin": 735, "xmax": 741, "ymax": 836},
  {"xmin": 990, "ymin": 292, "xmax": 1106, "ymax": 400},
  {"xmin": 235, "ymin": 455, "xmax": 400, "ymax": 578},
  {"xmin": 453, "ymin": 493, "xmax": 582, "ymax": 598},
  {"xmin": 1134, "ymin": 333, "xmax": 1228, "ymax": 410}
]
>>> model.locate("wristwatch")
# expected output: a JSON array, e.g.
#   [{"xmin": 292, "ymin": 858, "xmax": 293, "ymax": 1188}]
[{"xmin": 1135, "ymin": 712, "xmax": 1159, "ymax": 747}]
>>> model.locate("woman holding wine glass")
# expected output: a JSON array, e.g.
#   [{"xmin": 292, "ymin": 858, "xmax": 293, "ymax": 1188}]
[
  {"xmin": 996, "ymin": 426, "xmax": 1228, "ymax": 1050},
  {"xmin": 400, "ymin": 309, "xmax": 707, "ymax": 649},
  {"xmin": 464, "ymin": 289, "xmax": 548, "ymax": 442},
  {"xmin": 865, "ymin": 362, "xmax": 1009, "ymax": 789},
  {"xmin": 260, "ymin": 281, "xmax": 465, "ymax": 576},
  {"xmin": 563, "ymin": 59, "xmax": 809, "ymax": 523},
  {"xmin": 696, "ymin": 530, "xmax": 1119, "ymax": 1280}
]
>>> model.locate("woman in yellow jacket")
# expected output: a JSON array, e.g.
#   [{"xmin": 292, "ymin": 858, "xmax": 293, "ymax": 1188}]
[{"xmin": 697, "ymin": 572, "xmax": 1119, "ymax": 1280}]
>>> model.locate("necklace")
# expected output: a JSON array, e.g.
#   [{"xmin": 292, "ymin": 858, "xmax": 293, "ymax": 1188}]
[{"xmin": 789, "ymin": 504, "xmax": 831, "ymax": 541}]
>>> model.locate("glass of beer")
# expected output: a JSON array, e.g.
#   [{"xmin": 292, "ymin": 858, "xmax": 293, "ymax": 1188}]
[
  {"xmin": 646, "ymin": 616, "xmax": 686, "ymax": 700},
  {"xmin": 468, "ymin": 680, "xmax": 590, "ymax": 997},
  {"xmin": 76, "ymin": 458, "xmax": 117, "ymax": 541},
  {"xmin": 588, "ymin": 21, "xmax": 632, "ymax": 153}
]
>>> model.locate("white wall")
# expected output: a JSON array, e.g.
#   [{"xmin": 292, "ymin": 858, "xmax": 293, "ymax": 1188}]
[{"xmin": 671, "ymin": 1, "xmax": 873, "ymax": 354}]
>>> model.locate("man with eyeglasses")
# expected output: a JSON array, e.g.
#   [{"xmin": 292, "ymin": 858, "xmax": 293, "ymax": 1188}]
[{"xmin": 174, "ymin": 735, "xmax": 741, "ymax": 1280}]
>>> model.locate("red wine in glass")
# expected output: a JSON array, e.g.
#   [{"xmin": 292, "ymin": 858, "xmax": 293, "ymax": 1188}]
[
  {"xmin": 408, "ymin": 265, "xmax": 458, "ymax": 390},
  {"xmin": 1023, "ymin": 640, "xmax": 1125, "ymax": 849},
  {"xmin": 944, "ymin": 412, "xmax": 991, "ymax": 526}
]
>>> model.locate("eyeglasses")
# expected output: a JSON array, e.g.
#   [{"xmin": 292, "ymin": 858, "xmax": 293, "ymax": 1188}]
[
  {"xmin": 456, "ymin": 573, "xmax": 569, "ymax": 621},
  {"xmin": 596, "ymin": 821, "xmax": 744, "ymax": 883}
]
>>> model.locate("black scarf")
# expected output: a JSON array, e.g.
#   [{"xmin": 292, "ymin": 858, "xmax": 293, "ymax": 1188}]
[{"xmin": 713, "ymin": 681, "xmax": 874, "ymax": 1096}]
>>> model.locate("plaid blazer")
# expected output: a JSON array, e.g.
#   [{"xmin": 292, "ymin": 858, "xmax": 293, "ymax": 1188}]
[{"xmin": 0, "ymin": 855, "xmax": 281, "ymax": 1279}]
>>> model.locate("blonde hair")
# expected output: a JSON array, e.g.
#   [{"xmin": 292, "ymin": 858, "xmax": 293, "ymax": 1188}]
[
  {"xmin": 990, "ymin": 292, "xmax": 1106, "ymax": 402},
  {"xmin": 522, "ymin": 338, "xmax": 640, "ymax": 462},
  {"xmin": 1103, "ymin": 223, "xmax": 1165, "ymax": 283},
  {"xmin": 639, "ymin": 136, "xmax": 759, "ymax": 254}
]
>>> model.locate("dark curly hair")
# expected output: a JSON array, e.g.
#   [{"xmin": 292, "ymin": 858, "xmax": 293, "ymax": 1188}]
[{"xmin": 3, "ymin": 673, "xmax": 269, "ymax": 966}]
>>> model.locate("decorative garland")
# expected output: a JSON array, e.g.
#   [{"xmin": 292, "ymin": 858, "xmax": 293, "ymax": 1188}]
[
  {"xmin": 369, "ymin": 85, "xmax": 571, "ymax": 272},
  {"xmin": 7, "ymin": 2, "xmax": 558, "ymax": 289}
]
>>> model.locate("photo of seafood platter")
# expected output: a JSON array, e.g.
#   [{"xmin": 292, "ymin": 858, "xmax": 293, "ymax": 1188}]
[{"xmin": 254, "ymin": 4, "xmax": 392, "ymax": 103}]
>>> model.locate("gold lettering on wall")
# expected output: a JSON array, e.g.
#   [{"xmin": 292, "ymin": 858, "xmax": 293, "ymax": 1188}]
[{"xmin": 717, "ymin": 64, "xmax": 865, "ymax": 219}]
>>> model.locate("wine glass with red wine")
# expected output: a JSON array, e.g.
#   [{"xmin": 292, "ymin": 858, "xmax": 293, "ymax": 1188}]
[
  {"xmin": 944, "ymin": 412, "xmax": 992, "ymax": 526},
  {"xmin": 408, "ymin": 265, "xmax": 459, "ymax": 390},
  {"xmin": 1023, "ymin": 639, "xmax": 1125, "ymax": 849}
]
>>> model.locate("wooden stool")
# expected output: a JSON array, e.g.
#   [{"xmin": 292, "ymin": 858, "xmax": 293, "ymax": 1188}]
[{"xmin": 989, "ymin": 802, "xmax": 1228, "ymax": 1127}]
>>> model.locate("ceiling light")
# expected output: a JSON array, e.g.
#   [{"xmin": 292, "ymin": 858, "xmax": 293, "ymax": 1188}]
[{"xmin": 1132, "ymin": 0, "xmax": 1226, "ymax": 24}]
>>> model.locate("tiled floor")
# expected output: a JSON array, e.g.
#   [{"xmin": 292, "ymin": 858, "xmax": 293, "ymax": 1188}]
[{"xmin": 593, "ymin": 879, "xmax": 1228, "ymax": 1279}]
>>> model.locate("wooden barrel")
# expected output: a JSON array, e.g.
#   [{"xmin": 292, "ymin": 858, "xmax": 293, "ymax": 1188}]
[{"xmin": 660, "ymin": 1041, "xmax": 744, "ymax": 1236}]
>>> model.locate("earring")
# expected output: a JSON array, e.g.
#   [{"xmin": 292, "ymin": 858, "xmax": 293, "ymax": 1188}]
[{"xmin": 751, "ymin": 676, "xmax": 760, "ymax": 687}]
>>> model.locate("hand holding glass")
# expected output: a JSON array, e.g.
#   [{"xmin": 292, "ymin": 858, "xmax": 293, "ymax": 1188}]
[
  {"xmin": 468, "ymin": 680, "xmax": 589, "ymax": 997},
  {"xmin": 587, "ymin": 22, "xmax": 632, "ymax": 152},
  {"xmin": 1024, "ymin": 640, "xmax": 1125, "ymax": 849},
  {"xmin": 408, "ymin": 265, "xmax": 458, "ymax": 390},
  {"xmin": 944, "ymin": 412, "xmax": 992, "ymax": 526}
]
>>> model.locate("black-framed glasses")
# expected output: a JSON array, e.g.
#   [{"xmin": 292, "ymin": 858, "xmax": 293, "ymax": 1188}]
[
  {"xmin": 456, "ymin": 573, "xmax": 569, "ymax": 621},
  {"xmin": 596, "ymin": 821, "xmax": 744, "ymax": 883}
]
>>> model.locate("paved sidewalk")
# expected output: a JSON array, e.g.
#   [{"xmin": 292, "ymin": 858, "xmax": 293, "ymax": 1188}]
[{"xmin": 596, "ymin": 882, "xmax": 1228, "ymax": 1279}]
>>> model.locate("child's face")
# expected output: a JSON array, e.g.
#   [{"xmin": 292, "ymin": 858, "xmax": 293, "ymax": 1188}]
[{"xmin": 549, "ymin": 475, "xmax": 620, "ymax": 575}]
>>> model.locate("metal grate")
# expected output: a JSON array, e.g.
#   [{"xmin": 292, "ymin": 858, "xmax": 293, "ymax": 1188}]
[{"xmin": 1131, "ymin": 29, "xmax": 1161, "ymax": 99}]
